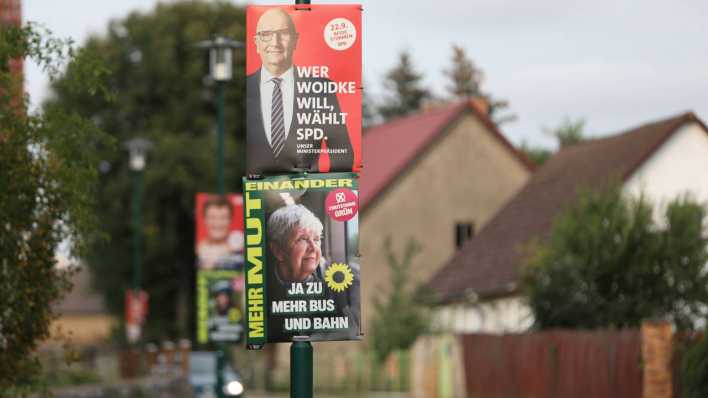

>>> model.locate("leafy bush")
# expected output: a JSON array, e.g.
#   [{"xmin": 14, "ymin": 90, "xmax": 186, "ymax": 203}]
[
  {"xmin": 524, "ymin": 186, "xmax": 708, "ymax": 330},
  {"xmin": 681, "ymin": 335, "xmax": 708, "ymax": 398}
]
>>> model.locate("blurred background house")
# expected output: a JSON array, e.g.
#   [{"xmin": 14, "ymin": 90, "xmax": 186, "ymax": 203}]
[
  {"xmin": 359, "ymin": 98, "xmax": 533, "ymax": 329},
  {"xmin": 49, "ymin": 260, "xmax": 115, "ymax": 347},
  {"xmin": 427, "ymin": 111, "xmax": 708, "ymax": 333}
]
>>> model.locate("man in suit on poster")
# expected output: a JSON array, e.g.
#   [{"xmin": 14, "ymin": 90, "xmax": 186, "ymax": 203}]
[{"xmin": 247, "ymin": 7, "xmax": 353, "ymax": 176}]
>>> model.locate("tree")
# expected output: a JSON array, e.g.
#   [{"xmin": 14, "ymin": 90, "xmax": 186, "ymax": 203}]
[
  {"xmin": 47, "ymin": 1, "xmax": 247, "ymax": 340},
  {"xmin": 378, "ymin": 51, "xmax": 430, "ymax": 121},
  {"xmin": 523, "ymin": 186, "xmax": 708, "ymax": 330},
  {"xmin": 544, "ymin": 116, "xmax": 586, "ymax": 148},
  {"xmin": 516, "ymin": 116, "xmax": 588, "ymax": 167},
  {"xmin": 443, "ymin": 44, "xmax": 516, "ymax": 126},
  {"xmin": 517, "ymin": 140, "xmax": 552, "ymax": 167},
  {"xmin": 681, "ymin": 336, "xmax": 708, "ymax": 398},
  {"xmin": 362, "ymin": 83, "xmax": 376, "ymax": 129},
  {"xmin": 369, "ymin": 237, "xmax": 430, "ymax": 363},
  {"xmin": 0, "ymin": 24, "xmax": 111, "ymax": 393},
  {"xmin": 444, "ymin": 44, "xmax": 483, "ymax": 99}
]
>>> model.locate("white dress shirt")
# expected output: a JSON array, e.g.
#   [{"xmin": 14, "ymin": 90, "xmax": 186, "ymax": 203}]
[{"xmin": 260, "ymin": 67, "xmax": 295, "ymax": 147}]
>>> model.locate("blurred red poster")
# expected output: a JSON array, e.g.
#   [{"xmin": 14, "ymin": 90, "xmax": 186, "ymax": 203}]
[
  {"xmin": 246, "ymin": 4, "xmax": 362, "ymax": 176},
  {"xmin": 125, "ymin": 289, "xmax": 148, "ymax": 325},
  {"xmin": 125, "ymin": 289, "xmax": 148, "ymax": 343},
  {"xmin": 195, "ymin": 193, "xmax": 245, "ymax": 270}
]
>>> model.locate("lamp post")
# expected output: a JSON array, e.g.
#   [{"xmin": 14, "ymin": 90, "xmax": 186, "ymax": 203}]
[
  {"xmin": 198, "ymin": 35, "xmax": 243, "ymax": 398},
  {"xmin": 197, "ymin": 36, "xmax": 243, "ymax": 195},
  {"xmin": 290, "ymin": 2, "xmax": 313, "ymax": 397},
  {"xmin": 125, "ymin": 137, "xmax": 152, "ymax": 345}
]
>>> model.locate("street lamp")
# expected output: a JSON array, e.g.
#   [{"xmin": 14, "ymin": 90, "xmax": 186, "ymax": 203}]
[
  {"xmin": 124, "ymin": 137, "xmax": 152, "ymax": 344},
  {"xmin": 197, "ymin": 36, "xmax": 242, "ymax": 398},
  {"xmin": 197, "ymin": 36, "xmax": 243, "ymax": 195}
]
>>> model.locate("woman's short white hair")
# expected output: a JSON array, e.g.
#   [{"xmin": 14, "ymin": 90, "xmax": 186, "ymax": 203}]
[{"xmin": 267, "ymin": 204, "xmax": 323, "ymax": 247}]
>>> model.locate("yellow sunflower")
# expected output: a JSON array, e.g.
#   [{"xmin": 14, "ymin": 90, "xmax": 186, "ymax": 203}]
[{"xmin": 324, "ymin": 263, "xmax": 354, "ymax": 293}]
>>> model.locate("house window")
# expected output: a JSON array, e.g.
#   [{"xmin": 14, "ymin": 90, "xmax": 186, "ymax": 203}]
[{"xmin": 455, "ymin": 222, "xmax": 475, "ymax": 249}]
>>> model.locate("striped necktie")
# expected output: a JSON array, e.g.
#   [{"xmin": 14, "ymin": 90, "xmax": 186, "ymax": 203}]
[{"xmin": 270, "ymin": 77, "xmax": 285, "ymax": 159}]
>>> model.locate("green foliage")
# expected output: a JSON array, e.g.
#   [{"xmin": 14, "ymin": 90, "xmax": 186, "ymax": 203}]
[
  {"xmin": 362, "ymin": 81, "xmax": 376, "ymax": 129},
  {"xmin": 444, "ymin": 44, "xmax": 483, "ymax": 99},
  {"xmin": 544, "ymin": 116, "xmax": 586, "ymax": 148},
  {"xmin": 681, "ymin": 335, "xmax": 708, "ymax": 398},
  {"xmin": 0, "ymin": 24, "xmax": 111, "ymax": 393},
  {"xmin": 378, "ymin": 51, "xmax": 430, "ymax": 121},
  {"xmin": 524, "ymin": 186, "xmax": 708, "ymax": 330},
  {"xmin": 370, "ymin": 237, "xmax": 430, "ymax": 363},
  {"xmin": 443, "ymin": 44, "xmax": 516, "ymax": 126},
  {"xmin": 47, "ymin": 1, "xmax": 247, "ymax": 340},
  {"xmin": 517, "ymin": 140, "xmax": 552, "ymax": 167}
]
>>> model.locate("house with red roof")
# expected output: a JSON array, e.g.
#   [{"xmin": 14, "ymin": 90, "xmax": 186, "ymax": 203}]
[
  {"xmin": 427, "ymin": 112, "xmax": 708, "ymax": 333},
  {"xmin": 358, "ymin": 99, "xmax": 534, "ymax": 328}
]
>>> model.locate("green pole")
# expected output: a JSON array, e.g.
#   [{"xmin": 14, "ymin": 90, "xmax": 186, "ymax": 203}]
[
  {"xmin": 291, "ymin": 339, "xmax": 313, "ymax": 398},
  {"xmin": 216, "ymin": 347, "xmax": 226, "ymax": 398},
  {"xmin": 215, "ymin": 77, "xmax": 226, "ymax": 398},
  {"xmin": 290, "ymin": 2, "xmax": 312, "ymax": 396},
  {"xmin": 216, "ymin": 80, "xmax": 226, "ymax": 196},
  {"xmin": 132, "ymin": 170, "xmax": 143, "ymax": 291}
]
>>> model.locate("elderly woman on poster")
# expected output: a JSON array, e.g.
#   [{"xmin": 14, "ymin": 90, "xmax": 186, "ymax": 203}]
[{"xmin": 266, "ymin": 204, "xmax": 360, "ymax": 341}]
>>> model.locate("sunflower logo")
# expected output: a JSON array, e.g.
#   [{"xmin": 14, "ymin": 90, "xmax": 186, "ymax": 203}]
[{"xmin": 324, "ymin": 263, "xmax": 354, "ymax": 293}]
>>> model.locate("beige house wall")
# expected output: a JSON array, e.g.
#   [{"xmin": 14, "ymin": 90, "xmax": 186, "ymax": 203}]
[
  {"xmin": 359, "ymin": 113, "xmax": 531, "ymax": 330},
  {"xmin": 46, "ymin": 315, "xmax": 116, "ymax": 346}
]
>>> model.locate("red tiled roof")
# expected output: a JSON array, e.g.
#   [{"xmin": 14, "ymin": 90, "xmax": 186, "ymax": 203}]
[
  {"xmin": 360, "ymin": 100, "xmax": 534, "ymax": 209},
  {"xmin": 427, "ymin": 111, "xmax": 706, "ymax": 303}
]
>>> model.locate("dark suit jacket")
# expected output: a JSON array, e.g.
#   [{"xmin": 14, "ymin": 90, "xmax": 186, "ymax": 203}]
[{"xmin": 246, "ymin": 68, "xmax": 354, "ymax": 176}]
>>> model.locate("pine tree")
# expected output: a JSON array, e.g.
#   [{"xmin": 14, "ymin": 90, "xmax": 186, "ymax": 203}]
[
  {"xmin": 444, "ymin": 44, "xmax": 483, "ymax": 99},
  {"xmin": 378, "ymin": 51, "xmax": 430, "ymax": 121},
  {"xmin": 442, "ymin": 44, "xmax": 516, "ymax": 125}
]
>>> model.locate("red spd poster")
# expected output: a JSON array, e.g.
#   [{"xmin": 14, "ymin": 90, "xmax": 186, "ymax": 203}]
[
  {"xmin": 195, "ymin": 193, "xmax": 245, "ymax": 270},
  {"xmin": 246, "ymin": 4, "xmax": 362, "ymax": 176}
]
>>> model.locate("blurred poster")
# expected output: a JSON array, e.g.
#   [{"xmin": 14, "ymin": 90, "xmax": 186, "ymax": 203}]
[
  {"xmin": 243, "ymin": 173, "xmax": 362, "ymax": 348},
  {"xmin": 195, "ymin": 193, "xmax": 245, "ymax": 343},
  {"xmin": 195, "ymin": 193, "xmax": 244, "ymax": 270},
  {"xmin": 196, "ymin": 270, "xmax": 245, "ymax": 344},
  {"xmin": 125, "ymin": 289, "xmax": 148, "ymax": 343},
  {"xmin": 246, "ymin": 4, "xmax": 362, "ymax": 176}
]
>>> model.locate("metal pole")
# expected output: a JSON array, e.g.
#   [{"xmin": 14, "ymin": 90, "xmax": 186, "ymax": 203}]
[
  {"xmin": 216, "ymin": 80, "xmax": 226, "ymax": 195},
  {"xmin": 132, "ymin": 170, "xmax": 143, "ymax": 291},
  {"xmin": 291, "ymin": 340, "xmax": 313, "ymax": 398},
  {"xmin": 291, "ymin": 3, "xmax": 311, "ymax": 397},
  {"xmin": 216, "ymin": 347, "xmax": 226, "ymax": 398},
  {"xmin": 215, "ymin": 78, "xmax": 227, "ymax": 398}
]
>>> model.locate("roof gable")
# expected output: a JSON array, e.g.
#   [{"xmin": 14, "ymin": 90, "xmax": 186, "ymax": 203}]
[
  {"xmin": 360, "ymin": 100, "xmax": 534, "ymax": 209},
  {"xmin": 427, "ymin": 112, "xmax": 706, "ymax": 303}
]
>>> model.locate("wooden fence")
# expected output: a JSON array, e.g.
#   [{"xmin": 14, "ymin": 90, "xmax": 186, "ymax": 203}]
[{"xmin": 462, "ymin": 330, "xmax": 643, "ymax": 398}]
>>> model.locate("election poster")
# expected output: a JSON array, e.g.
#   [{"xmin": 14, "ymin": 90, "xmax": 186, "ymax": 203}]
[
  {"xmin": 125, "ymin": 289, "xmax": 148, "ymax": 344},
  {"xmin": 243, "ymin": 173, "xmax": 362, "ymax": 348},
  {"xmin": 195, "ymin": 193, "xmax": 245, "ymax": 270},
  {"xmin": 195, "ymin": 193, "xmax": 245, "ymax": 343},
  {"xmin": 245, "ymin": 5, "xmax": 362, "ymax": 176},
  {"xmin": 196, "ymin": 270, "xmax": 245, "ymax": 344}
]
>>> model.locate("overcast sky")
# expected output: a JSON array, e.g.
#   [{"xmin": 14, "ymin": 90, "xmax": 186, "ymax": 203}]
[{"xmin": 25, "ymin": 0, "xmax": 708, "ymax": 148}]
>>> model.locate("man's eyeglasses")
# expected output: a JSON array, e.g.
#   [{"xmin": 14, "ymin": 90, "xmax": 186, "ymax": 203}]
[{"xmin": 256, "ymin": 29, "xmax": 295, "ymax": 42}]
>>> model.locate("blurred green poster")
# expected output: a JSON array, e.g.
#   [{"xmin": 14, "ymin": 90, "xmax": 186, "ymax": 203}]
[{"xmin": 196, "ymin": 270, "xmax": 245, "ymax": 344}]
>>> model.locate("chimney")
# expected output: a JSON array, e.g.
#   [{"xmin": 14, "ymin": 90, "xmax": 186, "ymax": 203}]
[{"xmin": 469, "ymin": 96, "xmax": 489, "ymax": 115}]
